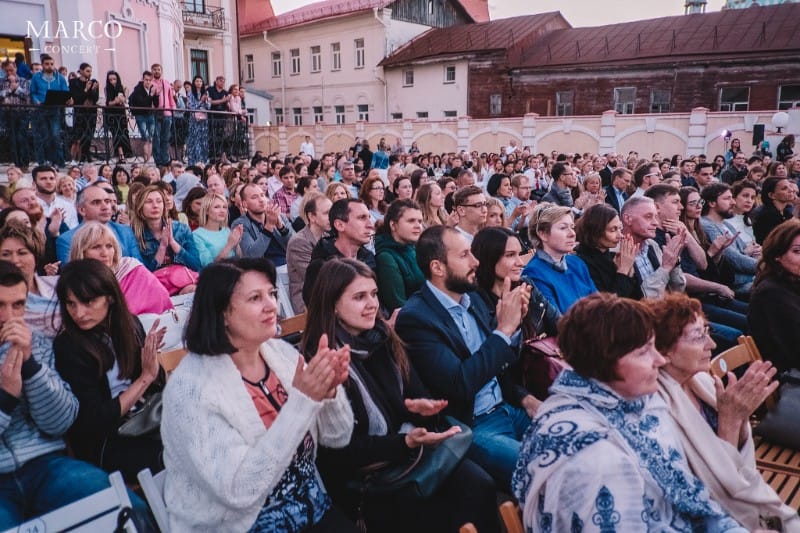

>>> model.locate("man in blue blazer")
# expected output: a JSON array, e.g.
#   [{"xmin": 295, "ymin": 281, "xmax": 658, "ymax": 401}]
[
  {"xmin": 604, "ymin": 167, "xmax": 632, "ymax": 214},
  {"xmin": 395, "ymin": 225, "xmax": 536, "ymax": 489}
]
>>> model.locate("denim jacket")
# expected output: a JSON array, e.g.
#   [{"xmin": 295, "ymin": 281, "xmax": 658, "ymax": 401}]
[{"xmin": 139, "ymin": 221, "xmax": 201, "ymax": 272}]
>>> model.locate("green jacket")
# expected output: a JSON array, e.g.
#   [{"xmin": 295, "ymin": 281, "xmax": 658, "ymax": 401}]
[{"xmin": 374, "ymin": 233, "xmax": 425, "ymax": 312}]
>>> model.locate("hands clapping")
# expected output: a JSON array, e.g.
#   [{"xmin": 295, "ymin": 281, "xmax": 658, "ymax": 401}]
[{"xmin": 293, "ymin": 334, "xmax": 350, "ymax": 402}]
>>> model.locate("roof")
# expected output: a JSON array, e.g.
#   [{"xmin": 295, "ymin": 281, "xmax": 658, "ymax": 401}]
[
  {"xmin": 240, "ymin": 0, "xmax": 487, "ymax": 36},
  {"xmin": 508, "ymin": 3, "xmax": 800, "ymax": 69},
  {"xmin": 244, "ymin": 88, "xmax": 274, "ymax": 100},
  {"xmin": 380, "ymin": 12, "xmax": 569, "ymax": 67}
]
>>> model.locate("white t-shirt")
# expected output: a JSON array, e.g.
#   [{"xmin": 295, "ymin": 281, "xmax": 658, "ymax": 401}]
[{"xmin": 300, "ymin": 141, "xmax": 315, "ymax": 159}]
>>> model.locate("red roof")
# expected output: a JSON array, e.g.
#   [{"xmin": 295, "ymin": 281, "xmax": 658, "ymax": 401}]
[
  {"xmin": 380, "ymin": 12, "xmax": 570, "ymax": 67},
  {"xmin": 508, "ymin": 3, "xmax": 800, "ymax": 69},
  {"xmin": 240, "ymin": 0, "xmax": 487, "ymax": 36}
]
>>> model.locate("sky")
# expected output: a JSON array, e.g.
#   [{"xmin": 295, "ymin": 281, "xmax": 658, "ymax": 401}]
[{"xmin": 270, "ymin": 0, "xmax": 725, "ymax": 27}]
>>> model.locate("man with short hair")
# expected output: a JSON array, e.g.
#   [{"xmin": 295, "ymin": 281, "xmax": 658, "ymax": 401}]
[
  {"xmin": 598, "ymin": 152, "xmax": 617, "ymax": 186},
  {"xmin": 67, "ymin": 63, "xmax": 99, "ymax": 163},
  {"xmin": 542, "ymin": 163, "xmax": 579, "ymax": 215},
  {"xmin": 338, "ymin": 160, "xmax": 360, "ymax": 198},
  {"xmin": 206, "ymin": 75, "xmax": 230, "ymax": 159},
  {"xmin": 266, "ymin": 160, "xmax": 284, "ymax": 198},
  {"xmin": 32, "ymin": 165, "xmax": 78, "ymax": 229},
  {"xmin": 30, "ymin": 54, "xmax": 70, "ymax": 167},
  {"xmin": 692, "ymin": 162, "xmax": 716, "ymax": 191},
  {"xmin": 629, "ymin": 163, "xmax": 661, "ymax": 199},
  {"xmin": 273, "ymin": 166, "xmax": 298, "ymax": 217},
  {"xmin": 55, "ymin": 185, "xmax": 143, "ymax": 263},
  {"xmin": 679, "ymin": 159, "xmax": 697, "ymax": 188},
  {"xmin": 302, "ymin": 199, "xmax": 375, "ymax": 304},
  {"xmin": 452, "ymin": 186, "xmax": 486, "ymax": 243},
  {"xmin": 507, "ymin": 174, "xmax": 533, "ymax": 229},
  {"xmin": 11, "ymin": 188, "xmax": 68, "ymax": 253},
  {"xmin": 74, "ymin": 163, "xmax": 103, "ymax": 191},
  {"xmin": 232, "ymin": 183, "xmax": 293, "ymax": 266},
  {"xmin": 621, "ymin": 196, "xmax": 686, "ymax": 298},
  {"xmin": 396, "ymin": 225, "xmax": 534, "ymax": 488},
  {"xmin": 454, "ymin": 167, "xmax": 475, "ymax": 189},
  {"xmin": 720, "ymin": 153, "xmax": 748, "ymax": 185},
  {"xmin": 150, "ymin": 63, "xmax": 175, "ymax": 167},
  {"xmin": 299, "ymin": 135, "xmax": 315, "ymax": 159},
  {"xmin": 604, "ymin": 168, "xmax": 631, "ymax": 214}
]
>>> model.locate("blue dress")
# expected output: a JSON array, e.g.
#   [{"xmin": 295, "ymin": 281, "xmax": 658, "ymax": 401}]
[{"xmin": 187, "ymin": 90, "xmax": 210, "ymax": 165}]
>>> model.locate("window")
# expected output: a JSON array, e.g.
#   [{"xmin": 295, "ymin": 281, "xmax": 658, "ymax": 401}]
[
  {"xmin": 354, "ymin": 38, "xmax": 365, "ymax": 69},
  {"xmin": 292, "ymin": 107, "xmax": 302, "ymax": 126},
  {"xmin": 443, "ymin": 110, "xmax": 457, "ymax": 119},
  {"xmin": 246, "ymin": 108, "xmax": 255, "ymax": 125},
  {"xmin": 614, "ymin": 87, "xmax": 636, "ymax": 114},
  {"xmin": 556, "ymin": 91, "xmax": 573, "ymax": 116},
  {"xmin": 443, "ymin": 65, "xmax": 456, "ymax": 84},
  {"xmin": 357, "ymin": 104, "xmax": 369, "ymax": 122},
  {"xmin": 489, "ymin": 94, "xmax": 502, "ymax": 115},
  {"xmin": 428, "ymin": 0, "xmax": 434, "ymax": 14},
  {"xmin": 649, "ymin": 89, "xmax": 670, "ymax": 113},
  {"xmin": 403, "ymin": 69, "xmax": 414, "ymax": 87},
  {"xmin": 310, "ymin": 46, "xmax": 321, "ymax": 73},
  {"xmin": 331, "ymin": 42, "xmax": 341, "ymax": 71},
  {"xmin": 185, "ymin": 0, "xmax": 205, "ymax": 13},
  {"xmin": 719, "ymin": 87, "xmax": 749, "ymax": 111},
  {"xmin": 274, "ymin": 107, "xmax": 284, "ymax": 125},
  {"xmin": 190, "ymin": 49, "xmax": 209, "ymax": 83},
  {"xmin": 244, "ymin": 54, "xmax": 254, "ymax": 82},
  {"xmin": 335, "ymin": 105, "xmax": 346, "ymax": 124},
  {"xmin": 313, "ymin": 105, "xmax": 323, "ymax": 124},
  {"xmin": 271, "ymin": 52, "xmax": 281, "ymax": 78},
  {"xmin": 290, "ymin": 48, "xmax": 300, "ymax": 75},
  {"xmin": 778, "ymin": 85, "xmax": 800, "ymax": 110},
  {"xmin": 417, "ymin": 111, "xmax": 429, "ymax": 119},
  {"xmin": 391, "ymin": 112, "xmax": 403, "ymax": 120}
]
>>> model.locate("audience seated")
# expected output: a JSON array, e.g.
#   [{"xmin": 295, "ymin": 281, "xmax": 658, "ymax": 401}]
[
  {"xmin": 650, "ymin": 294, "xmax": 797, "ymax": 531},
  {"xmin": 374, "ymin": 199, "xmax": 425, "ymax": 312},
  {"xmin": 304, "ymin": 259, "xmax": 499, "ymax": 533},
  {"xmin": 129, "ymin": 185, "xmax": 200, "ymax": 294},
  {"xmin": 303, "ymin": 199, "xmax": 376, "ymax": 305},
  {"xmin": 232, "ymin": 182, "xmax": 293, "ymax": 266},
  {"xmin": 521, "ymin": 204, "xmax": 596, "ymax": 313},
  {"xmin": 56, "ymin": 184, "xmax": 143, "ymax": 264},
  {"xmin": 513, "ymin": 293, "xmax": 747, "ymax": 532},
  {"xmin": 753, "ymin": 177, "xmax": 794, "ymax": 244},
  {"xmin": 748, "ymin": 219, "xmax": 800, "ymax": 372},
  {"xmin": 451, "ymin": 185, "xmax": 486, "ymax": 244},
  {"xmin": 0, "ymin": 261, "xmax": 151, "ymax": 530},
  {"xmin": 161, "ymin": 258, "xmax": 356, "ymax": 532},
  {"xmin": 192, "ymin": 192, "xmax": 242, "ymax": 268},
  {"xmin": 396, "ymin": 226, "xmax": 532, "ymax": 489},
  {"xmin": 286, "ymin": 192, "xmax": 331, "ymax": 314},
  {"xmin": 53, "ymin": 260, "xmax": 166, "ymax": 482},
  {"xmin": 68, "ymin": 221, "xmax": 173, "ymax": 315},
  {"xmin": 0, "ymin": 223, "xmax": 60, "ymax": 337}
]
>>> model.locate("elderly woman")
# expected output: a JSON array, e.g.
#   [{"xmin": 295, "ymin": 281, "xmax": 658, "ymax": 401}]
[
  {"xmin": 68, "ymin": 221, "xmax": 173, "ymax": 316},
  {"xmin": 161, "ymin": 258, "xmax": 356, "ymax": 532},
  {"xmin": 749, "ymin": 219, "xmax": 800, "ymax": 372},
  {"xmin": 513, "ymin": 292, "xmax": 747, "ymax": 532},
  {"xmin": 651, "ymin": 294, "xmax": 798, "ymax": 532},
  {"xmin": 521, "ymin": 204, "xmax": 596, "ymax": 313}
]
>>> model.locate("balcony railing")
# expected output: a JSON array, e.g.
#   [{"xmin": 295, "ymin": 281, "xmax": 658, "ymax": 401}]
[{"xmin": 181, "ymin": 3, "xmax": 226, "ymax": 32}]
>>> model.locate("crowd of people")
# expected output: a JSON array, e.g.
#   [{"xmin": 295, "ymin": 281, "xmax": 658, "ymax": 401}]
[
  {"xmin": 0, "ymin": 126, "xmax": 798, "ymax": 532},
  {"xmin": 0, "ymin": 55, "xmax": 249, "ymax": 171}
]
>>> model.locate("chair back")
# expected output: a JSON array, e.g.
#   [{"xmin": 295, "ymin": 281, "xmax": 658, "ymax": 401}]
[
  {"xmin": 499, "ymin": 501, "xmax": 524, "ymax": 533},
  {"xmin": 137, "ymin": 468, "xmax": 169, "ymax": 533},
  {"xmin": 709, "ymin": 336, "xmax": 757, "ymax": 378}
]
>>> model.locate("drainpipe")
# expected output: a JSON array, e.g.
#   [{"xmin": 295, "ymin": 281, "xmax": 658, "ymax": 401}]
[
  {"xmin": 263, "ymin": 30, "xmax": 285, "ymax": 123},
  {"xmin": 373, "ymin": 8, "xmax": 389, "ymax": 122}
]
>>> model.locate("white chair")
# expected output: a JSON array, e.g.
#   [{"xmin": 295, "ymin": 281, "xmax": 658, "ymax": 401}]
[
  {"xmin": 137, "ymin": 468, "xmax": 169, "ymax": 533},
  {"xmin": 3, "ymin": 471, "xmax": 137, "ymax": 533},
  {"xmin": 275, "ymin": 264, "xmax": 295, "ymax": 319}
]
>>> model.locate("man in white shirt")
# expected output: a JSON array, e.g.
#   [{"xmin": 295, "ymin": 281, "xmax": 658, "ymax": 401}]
[
  {"xmin": 33, "ymin": 166, "xmax": 78, "ymax": 229},
  {"xmin": 299, "ymin": 136, "xmax": 315, "ymax": 159}
]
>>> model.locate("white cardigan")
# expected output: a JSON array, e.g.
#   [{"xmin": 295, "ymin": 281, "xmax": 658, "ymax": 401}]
[{"xmin": 161, "ymin": 338, "xmax": 354, "ymax": 533}]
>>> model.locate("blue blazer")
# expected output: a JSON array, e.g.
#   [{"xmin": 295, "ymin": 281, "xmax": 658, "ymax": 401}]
[
  {"xmin": 395, "ymin": 283, "xmax": 525, "ymax": 424},
  {"xmin": 57, "ymin": 221, "xmax": 143, "ymax": 264},
  {"xmin": 604, "ymin": 185, "xmax": 626, "ymax": 214}
]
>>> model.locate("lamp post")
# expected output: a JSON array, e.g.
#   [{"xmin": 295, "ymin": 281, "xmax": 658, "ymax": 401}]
[{"xmin": 772, "ymin": 111, "xmax": 790, "ymax": 134}]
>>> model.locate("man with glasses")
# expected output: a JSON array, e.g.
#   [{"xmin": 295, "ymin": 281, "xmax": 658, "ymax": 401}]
[
  {"xmin": 630, "ymin": 163, "xmax": 662, "ymax": 200},
  {"xmin": 721, "ymin": 153, "xmax": 748, "ymax": 185},
  {"xmin": 507, "ymin": 174, "xmax": 533, "ymax": 230},
  {"xmin": 453, "ymin": 185, "xmax": 487, "ymax": 244}
]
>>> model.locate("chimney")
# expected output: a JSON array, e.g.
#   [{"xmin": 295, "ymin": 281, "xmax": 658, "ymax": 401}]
[
  {"xmin": 238, "ymin": 0, "xmax": 276, "ymax": 30},
  {"xmin": 684, "ymin": 0, "xmax": 708, "ymax": 14}
]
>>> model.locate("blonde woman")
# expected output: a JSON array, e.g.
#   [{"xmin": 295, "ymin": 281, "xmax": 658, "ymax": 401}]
[
  {"xmin": 192, "ymin": 192, "xmax": 243, "ymax": 268},
  {"xmin": 485, "ymin": 197, "xmax": 508, "ymax": 228},
  {"xmin": 415, "ymin": 182, "xmax": 448, "ymax": 228},
  {"xmin": 69, "ymin": 221, "xmax": 173, "ymax": 315},
  {"xmin": 325, "ymin": 182, "xmax": 350, "ymax": 203}
]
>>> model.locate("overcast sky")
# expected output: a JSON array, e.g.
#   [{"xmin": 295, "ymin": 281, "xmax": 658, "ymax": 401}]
[{"xmin": 270, "ymin": 0, "xmax": 725, "ymax": 26}]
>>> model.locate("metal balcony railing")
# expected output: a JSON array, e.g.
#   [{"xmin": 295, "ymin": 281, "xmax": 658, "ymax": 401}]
[{"xmin": 181, "ymin": 3, "xmax": 226, "ymax": 31}]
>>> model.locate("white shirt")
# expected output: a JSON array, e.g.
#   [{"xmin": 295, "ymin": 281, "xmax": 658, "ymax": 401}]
[
  {"xmin": 299, "ymin": 141, "xmax": 315, "ymax": 159},
  {"xmin": 37, "ymin": 195, "xmax": 79, "ymax": 229}
]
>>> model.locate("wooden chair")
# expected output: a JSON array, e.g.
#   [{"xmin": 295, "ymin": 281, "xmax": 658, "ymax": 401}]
[
  {"xmin": 709, "ymin": 335, "xmax": 758, "ymax": 379},
  {"xmin": 137, "ymin": 468, "xmax": 169, "ymax": 533},
  {"xmin": 1, "ymin": 471, "xmax": 137, "ymax": 533},
  {"xmin": 159, "ymin": 348, "xmax": 188, "ymax": 376},
  {"xmin": 499, "ymin": 501, "xmax": 524, "ymax": 533},
  {"xmin": 279, "ymin": 312, "xmax": 307, "ymax": 338}
]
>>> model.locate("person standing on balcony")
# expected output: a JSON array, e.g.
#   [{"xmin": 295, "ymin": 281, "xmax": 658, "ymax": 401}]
[
  {"xmin": 150, "ymin": 64, "xmax": 175, "ymax": 167},
  {"xmin": 206, "ymin": 75, "xmax": 230, "ymax": 160},
  {"xmin": 30, "ymin": 54, "xmax": 70, "ymax": 168},
  {"xmin": 68, "ymin": 63, "xmax": 99, "ymax": 164}
]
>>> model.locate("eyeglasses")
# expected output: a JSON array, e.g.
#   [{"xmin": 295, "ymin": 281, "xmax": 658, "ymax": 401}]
[
  {"xmin": 645, "ymin": 172, "xmax": 662, "ymax": 178},
  {"xmin": 686, "ymin": 199, "xmax": 705, "ymax": 207},
  {"xmin": 684, "ymin": 324, "xmax": 711, "ymax": 344},
  {"xmin": 370, "ymin": 186, "xmax": 385, "ymax": 191},
  {"xmin": 460, "ymin": 201, "xmax": 488, "ymax": 209}
]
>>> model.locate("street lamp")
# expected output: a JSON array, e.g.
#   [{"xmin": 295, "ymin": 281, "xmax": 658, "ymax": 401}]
[{"xmin": 772, "ymin": 111, "xmax": 790, "ymax": 134}]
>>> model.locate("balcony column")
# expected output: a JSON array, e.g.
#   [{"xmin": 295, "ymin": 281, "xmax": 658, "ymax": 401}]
[
  {"xmin": 599, "ymin": 110, "xmax": 617, "ymax": 154},
  {"xmin": 222, "ymin": 0, "xmax": 234, "ymax": 83}
]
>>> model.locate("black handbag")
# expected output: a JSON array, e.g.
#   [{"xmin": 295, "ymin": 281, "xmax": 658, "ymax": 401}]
[
  {"xmin": 347, "ymin": 415, "xmax": 472, "ymax": 501},
  {"xmin": 753, "ymin": 369, "xmax": 800, "ymax": 449},
  {"xmin": 118, "ymin": 392, "xmax": 162, "ymax": 438}
]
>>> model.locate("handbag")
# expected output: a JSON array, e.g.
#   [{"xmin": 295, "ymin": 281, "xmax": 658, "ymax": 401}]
[
  {"xmin": 138, "ymin": 306, "xmax": 189, "ymax": 352},
  {"xmin": 520, "ymin": 336, "xmax": 568, "ymax": 399},
  {"xmin": 347, "ymin": 415, "xmax": 472, "ymax": 501},
  {"xmin": 118, "ymin": 392, "xmax": 162, "ymax": 438},
  {"xmin": 753, "ymin": 369, "xmax": 800, "ymax": 449}
]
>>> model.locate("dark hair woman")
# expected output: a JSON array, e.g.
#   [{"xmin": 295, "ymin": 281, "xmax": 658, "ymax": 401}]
[
  {"xmin": 111, "ymin": 166, "xmax": 131, "ymax": 205},
  {"xmin": 776, "ymin": 134, "xmax": 795, "ymax": 163},
  {"xmin": 104, "ymin": 70, "xmax": 132, "ymax": 162},
  {"xmin": 302, "ymin": 258, "xmax": 498, "ymax": 533},
  {"xmin": 374, "ymin": 199, "xmax": 425, "ymax": 311},
  {"xmin": 53, "ymin": 259, "xmax": 166, "ymax": 482},
  {"xmin": 162, "ymin": 257, "xmax": 356, "ymax": 532},
  {"xmin": 753, "ymin": 177, "xmax": 795, "ymax": 244}
]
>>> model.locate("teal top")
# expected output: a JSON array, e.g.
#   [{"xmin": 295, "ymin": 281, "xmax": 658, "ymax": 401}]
[
  {"xmin": 193, "ymin": 227, "xmax": 235, "ymax": 267},
  {"xmin": 375, "ymin": 233, "xmax": 425, "ymax": 312}
]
